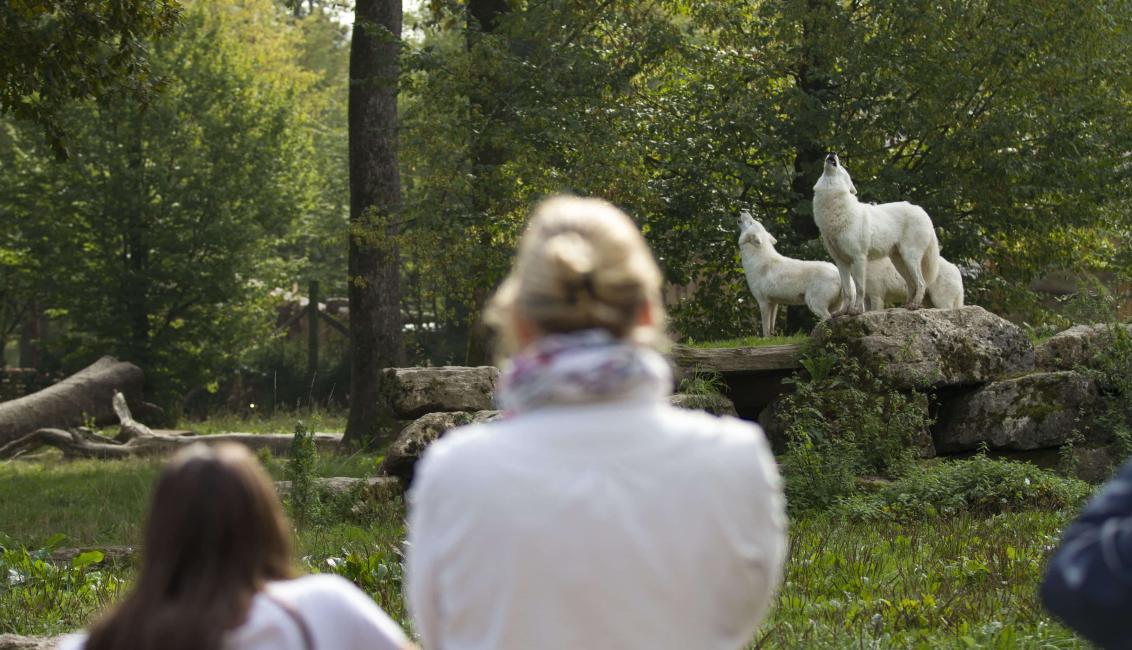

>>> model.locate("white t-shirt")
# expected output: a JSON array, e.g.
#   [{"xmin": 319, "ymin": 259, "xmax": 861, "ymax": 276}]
[
  {"xmin": 407, "ymin": 399, "xmax": 788, "ymax": 650},
  {"xmin": 58, "ymin": 574, "xmax": 407, "ymax": 650}
]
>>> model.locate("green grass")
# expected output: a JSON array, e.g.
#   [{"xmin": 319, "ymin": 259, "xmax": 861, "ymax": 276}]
[
  {"xmin": 175, "ymin": 408, "xmax": 347, "ymax": 435},
  {"xmin": 760, "ymin": 511, "xmax": 1084, "ymax": 648},
  {"xmin": 0, "ymin": 454, "xmax": 1091, "ymax": 647},
  {"xmin": 0, "ymin": 458, "xmax": 160, "ymax": 548},
  {"xmin": 685, "ymin": 334, "xmax": 808, "ymax": 348}
]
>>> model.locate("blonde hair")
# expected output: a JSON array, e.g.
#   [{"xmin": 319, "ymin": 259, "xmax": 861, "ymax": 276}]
[{"xmin": 487, "ymin": 195, "xmax": 666, "ymax": 357}]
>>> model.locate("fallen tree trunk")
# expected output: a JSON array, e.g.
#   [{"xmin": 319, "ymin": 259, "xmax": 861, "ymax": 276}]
[
  {"xmin": 0, "ymin": 390, "xmax": 342, "ymax": 460},
  {"xmin": 0, "ymin": 357, "xmax": 145, "ymax": 447},
  {"xmin": 0, "ymin": 428, "xmax": 343, "ymax": 460}
]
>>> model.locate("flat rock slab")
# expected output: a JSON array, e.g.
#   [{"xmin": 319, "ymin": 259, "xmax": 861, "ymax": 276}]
[
  {"xmin": 669, "ymin": 344, "xmax": 802, "ymax": 374},
  {"xmin": 383, "ymin": 366, "xmax": 500, "ymax": 419},
  {"xmin": 933, "ymin": 371, "xmax": 1098, "ymax": 453},
  {"xmin": 669, "ymin": 393, "xmax": 738, "ymax": 417},
  {"xmin": 814, "ymin": 306, "xmax": 1035, "ymax": 389},
  {"xmin": 1036, "ymin": 323, "xmax": 1132, "ymax": 371},
  {"xmin": 381, "ymin": 410, "xmax": 502, "ymax": 482}
]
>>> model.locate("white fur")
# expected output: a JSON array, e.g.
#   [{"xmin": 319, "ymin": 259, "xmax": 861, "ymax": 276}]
[
  {"xmin": 813, "ymin": 154, "xmax": 941, "ymax": 315},
  {"xmin": 866, "ymin": 257, "xmax": 965, "ymax": 311},
  {"xmin": 737, "ymin": 211, "xmax": 842, "ymax": 337}
]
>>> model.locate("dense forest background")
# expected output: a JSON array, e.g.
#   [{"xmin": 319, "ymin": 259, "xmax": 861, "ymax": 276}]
[{"xmin": 2, "ymin": 0, "xmax": 1130, "ymax": 415}]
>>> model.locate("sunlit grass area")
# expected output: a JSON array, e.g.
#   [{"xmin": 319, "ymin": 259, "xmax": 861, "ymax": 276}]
[
  {"xmin": 684, "ymin": 334, "xmax": 809, "ymax": 348},
  {"xmin": 175, "ymin": 408, "xmax": 348, "ymax": 435},
  {"xmin": 0, "ymin": 453, "xmax": 1089, "ymax": 647}
]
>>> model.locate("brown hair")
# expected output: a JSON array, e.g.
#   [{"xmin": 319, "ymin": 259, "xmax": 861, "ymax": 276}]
[
  {"xmin": 86, "ymin": 443, "xmax": 296, "ymax": 650},
  {"xmin": 486, "ymin": 195, "xmax": 666, "ymax": 357}
]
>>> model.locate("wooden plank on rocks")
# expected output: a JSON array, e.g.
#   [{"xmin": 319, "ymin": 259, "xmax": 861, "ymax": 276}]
[{"xmin": 670, "ymin": 344, "xmax": 803, "ymax": 374}]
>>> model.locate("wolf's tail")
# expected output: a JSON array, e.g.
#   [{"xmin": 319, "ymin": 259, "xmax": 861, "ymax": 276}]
[{"xmin": 922, "ymin": 231, "xmax": 940, "ymax": 285}]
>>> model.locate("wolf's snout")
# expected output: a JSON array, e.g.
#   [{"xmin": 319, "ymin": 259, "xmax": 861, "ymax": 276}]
[{"xmin": 826, "ymin": 152, "xmax": 838, "ymax": 165}]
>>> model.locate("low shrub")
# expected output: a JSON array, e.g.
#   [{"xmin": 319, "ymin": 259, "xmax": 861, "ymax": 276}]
[
  {"xmin": 777, "ymin": 343, "xmax": 932, "ymax": 511},
  {"xmin": 286, "ymin": 421, "xmax": 320, "ymax": 529},
  {"xmin": 834, "ymin": 454, "xmax": 1092, "ymax": 521}
]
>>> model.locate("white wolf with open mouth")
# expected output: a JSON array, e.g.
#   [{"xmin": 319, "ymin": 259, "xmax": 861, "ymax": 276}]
[
  {"xmin": 813, "ymin": 152, "xmax": 940, "ymax": 315},
  {"xmin": 737, "ymin": 211, "xmax": 842, "ymax": 337}
]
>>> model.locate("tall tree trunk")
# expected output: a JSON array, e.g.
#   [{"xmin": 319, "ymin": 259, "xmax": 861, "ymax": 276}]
[
  {"xmin": 123, "ymin": 115, "xmax": 150, "ymax": 369},
  {"xmin": 788, "ymin": 0, "xmax": 837, "ymax": 241},
  {"xmin": 344, "ymin": 0, "xmax": 403, "ymax": 448},
  {"xmin": 17, "ymin": 305, "xmax": 41, "ymax": 369},
  {"xmin": 462, "ymin": 0, "xmax": 512, "ymax": 365}
]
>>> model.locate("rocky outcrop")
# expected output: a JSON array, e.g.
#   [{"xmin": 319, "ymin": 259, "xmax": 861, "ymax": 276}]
[
  {"xmin": 1067, "ymin": 446, "xmax": 1120, "ymax": 484},
  {"xmin": 380, "ymin": 410, "xmax": 502, "ymax": 482},
  {"xmin": 669, "ymin": 393, "xmax": 738, "ymax": 417},
  {"xmin": 1036, "ymin": 323, "xmax": 1132, "ymax": 371},
  {"xmin": 933, "ymin": 371, "xmax": 1098, "ymax": 453},
  {"xmin": 382, "ymin": 366, "xmax": 499, "ymax": 419},
  {"xmin": 813, "ymin": 306, "xmax": 1035, "ymax": 389}
]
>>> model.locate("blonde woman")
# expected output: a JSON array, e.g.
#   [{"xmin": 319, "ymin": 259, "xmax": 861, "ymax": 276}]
[{"xmin": 406, "ymin": 196, "xmax": 787, "ymax": 650}]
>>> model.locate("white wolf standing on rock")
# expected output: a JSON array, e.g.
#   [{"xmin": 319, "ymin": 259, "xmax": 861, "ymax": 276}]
[
  {"xmin": 866, "ymin": 256, "xmax": 965, "ymax": 311},
  {"xmin": 737, "ymin": 211, "xmax": 842, "ymax": 337},
  {"xmin": 813, "ymin": 152, "xmax": 940, "ymax": 315}
]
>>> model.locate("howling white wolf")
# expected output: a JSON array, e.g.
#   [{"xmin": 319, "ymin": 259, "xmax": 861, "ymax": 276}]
[{"xmin": 812, "ymin": 152, "xmax": 940, "ymax": 315}]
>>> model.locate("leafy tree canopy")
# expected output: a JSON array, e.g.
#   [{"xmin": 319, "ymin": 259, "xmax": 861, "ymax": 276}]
[
  {"xmin": 0, "ymin": 0, "xmax": 327, "ymax": 407},
  {"xmin": 0, "ymin": 0, "xmax": 183, "ymax": 157}
]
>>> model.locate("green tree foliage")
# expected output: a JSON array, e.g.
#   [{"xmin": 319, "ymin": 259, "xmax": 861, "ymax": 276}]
[
  {"xmin": 401, "ymin": 0, "xmax": 1132, "ymax": 343},
  {"xmin": 0, "ymin": 0, "xmax": 182, "ymax": 157},
  {"xmin": 0, "ymin": 0, "xmax": 321, "ymax": 406}
]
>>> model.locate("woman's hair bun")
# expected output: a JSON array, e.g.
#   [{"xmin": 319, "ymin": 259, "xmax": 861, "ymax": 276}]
[
  {"xmin": 542, "ymin": 231, "xmax": 597, "ymax": 289},
  {"xmin": 485, "ymin": 195, "xmax": 667, "ymax": 358}
]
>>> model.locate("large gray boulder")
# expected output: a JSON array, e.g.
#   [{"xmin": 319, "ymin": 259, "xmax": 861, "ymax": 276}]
[
  {"xmin": 933, "ymin": 371, "xmax": 1098, "ymax": 453},
  {"xmin": 1036, "ymin": 323, "xmax": 1132, "ymax": 371},
  {"xmin": 380, "ymin": 410, "xmax": 502, "ymax": 482},
  {"xmin": 669, "ymin": 393, "xmax": 738, "ymax": 417},
  {"xmin": 382, "ymin": 366, "xmax": 500, "ymax": 419},
  {"xmin": 813, "ymin": 306, "xmax": 1035, "ymax": 389}
]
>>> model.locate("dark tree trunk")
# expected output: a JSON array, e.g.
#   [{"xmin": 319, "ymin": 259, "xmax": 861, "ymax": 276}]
[
  {"xmin": 469, "ymin": 0, "xmax": 510, "ymax": 32},
  {"xmin": 122, "ymin": 115, "xmax": 150, "ymax": 369},
  {"xmin": 462, "ymin": 0, "xmax": 513, "ymax": 365},
  {"xmin": 17, "ymin": 305, "xmax": 42, "ymax": 368},
  {"xmin": 344, "ymin": 0, "xmax": 404, "ymax": 448},
  {"xmin": 788, "ymin": 0, "xmax": 837, "ymax": 241}
]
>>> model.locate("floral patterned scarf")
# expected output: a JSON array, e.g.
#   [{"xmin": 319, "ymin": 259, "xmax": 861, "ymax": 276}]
[{"xmin": 496, "ymin": 329, "xmax": 673, "ymax": 414}]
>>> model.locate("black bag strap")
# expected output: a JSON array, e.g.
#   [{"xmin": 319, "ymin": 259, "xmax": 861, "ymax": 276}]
[{"xmin": 261, "ymin": 591, "xmax": 315, "ymax": 650}]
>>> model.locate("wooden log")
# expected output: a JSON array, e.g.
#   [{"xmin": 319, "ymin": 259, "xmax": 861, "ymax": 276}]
[
  {"xmin": 669, "ymin": 344, "xmax": 803, "ymax": 374},
  {"xmin": 0, "ymin": 429, "xmax": 343, "ymax": 460},
  {"xmin": 0, "ymin": 356, "xmax": 144, "ymax": 447}
]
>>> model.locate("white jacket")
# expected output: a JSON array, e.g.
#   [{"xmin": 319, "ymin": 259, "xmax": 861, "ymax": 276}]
[{"xmin": 407, "ymin": 397, "xmax": 787, "ymax": 650}]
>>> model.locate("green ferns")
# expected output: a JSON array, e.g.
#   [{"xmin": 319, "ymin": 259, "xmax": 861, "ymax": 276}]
[{"xmin": 777, "ymin": 344, "xmax": 931, "ymax": 511}]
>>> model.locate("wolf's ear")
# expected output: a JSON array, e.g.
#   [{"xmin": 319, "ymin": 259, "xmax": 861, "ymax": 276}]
[
  {"xmin": 768, "ymin": 233, "xmax": 778, "ymax": 246},
  {"xmin": 849, "ymin": 180, "xmax": 858, "ymax": 195}
]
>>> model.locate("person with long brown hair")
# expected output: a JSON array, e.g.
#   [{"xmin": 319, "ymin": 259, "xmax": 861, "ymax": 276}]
[{"xmin": 59, "ymin": 443, "xmax": 413, "ymax": 650}]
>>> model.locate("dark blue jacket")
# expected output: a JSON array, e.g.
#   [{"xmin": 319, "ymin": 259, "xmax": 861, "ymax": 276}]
[{"xmin": 1042, "ymin": 458, "xmax": 1132, "ymax": 649}]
